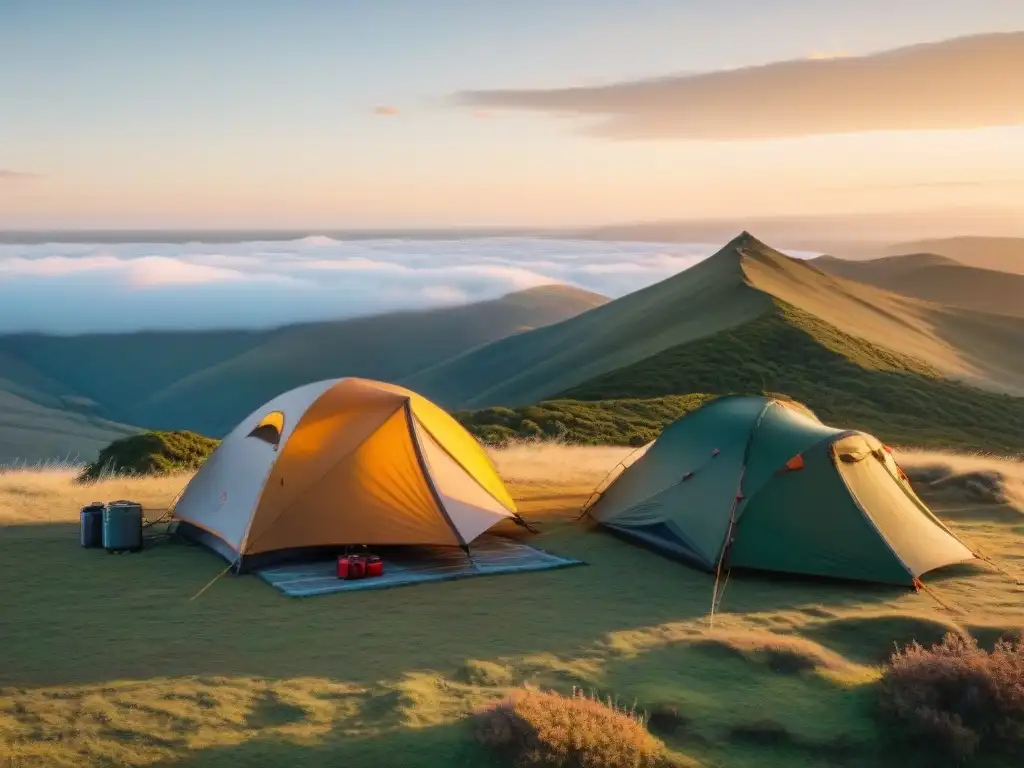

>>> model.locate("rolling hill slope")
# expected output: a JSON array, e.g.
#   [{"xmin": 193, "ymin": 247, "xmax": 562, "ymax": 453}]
[
  {"xmin": 0, "ymin": 285, "xmax": 606, "ymax": 460},
  {"xmin": 123, "ymin": 284, "xmax": 606, "ymax": 435},
  {"xmin": 407, "ymin": 232, "xmax": 1024, "ymax": 409},
  {"xmin": 812, "ymin": 253, "xmax": 1024, "ymax": 317},
  {"xmin": 556, "ymin": 303, "xmax": 1024, "ymax": 454},
  {"xmin": 404, "ymin": 239, "xmax": 775, "ymax": 408},
  {"xmin": 0, "ymin": 390, "xmax": 137, "ymax": 467},
  {"xmin": 878, "ymin": 236, "xmax": 1024, "ymax": 275}
]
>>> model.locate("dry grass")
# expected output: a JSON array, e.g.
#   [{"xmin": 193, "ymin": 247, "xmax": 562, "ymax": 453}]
[
  {"xmin": 0, "ymin": 466, "xmax": 190, "ymax": 528},
  {"xmin": 488, "ymin": 440, "xmax": 637, "ymax": 489},
  {"xmin": 0, "ymin": 465, "xmax": 190, "ymax": 526},
  {"xmin": 474, "ymin": 684, "xmax": 691, "ymax": 768},
  {"xmin": 0, "ymin": 443, "xmax": 639, "ymax": 527},
  {"xmin": 898, "ymin": 450, "xmax": 1024, "ymax": 510},
  {"xmin": 1, "ymin": 444, "xmax": 1023, "ymax": 767},
  {"xmin": 2, "ymin": 444, "xmax": 1016, "ymax": 528}
]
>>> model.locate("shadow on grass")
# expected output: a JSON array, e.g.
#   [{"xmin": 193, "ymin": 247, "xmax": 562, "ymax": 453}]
[
  {"xmin": 0, "ymin": 519, "xmax": 911, "ymax": 691},
  {"xmin": 146, "ymin": 719, "xmax": 490, "ymax": 768}
]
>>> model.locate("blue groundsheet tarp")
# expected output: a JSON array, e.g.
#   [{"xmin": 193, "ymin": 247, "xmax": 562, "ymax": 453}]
[{"xmin": 255, "ymin": 535, "xmax": 584, "ymax": 597}]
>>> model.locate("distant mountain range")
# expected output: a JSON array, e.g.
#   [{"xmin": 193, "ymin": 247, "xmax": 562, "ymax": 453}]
[
  {"xmin": 874, "ymin": 237, "xmax": 1024, "ymax": 276},
  {"xmin": 811, "ymin": 252, "xmax": 1024, "ymax": 316},
  {"xmin": 2, "ymin": 233, "xmax": 1022, "ymax": 464},
  {"xmin": 0, "ymin": 285, "xmax": 605, "ymax": 463}
]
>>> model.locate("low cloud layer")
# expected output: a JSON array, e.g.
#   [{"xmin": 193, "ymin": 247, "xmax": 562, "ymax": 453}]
[
  {"xmin": 373, "ymin": 105, "xmax": 400, "ymax": 116},
  {"xmin": 0, "ymin": 236, "xmax": 817, "ymax": 334},
  {"xmin": 455, "ymin": 32, "xmax": 1024, "ymax": 140}
]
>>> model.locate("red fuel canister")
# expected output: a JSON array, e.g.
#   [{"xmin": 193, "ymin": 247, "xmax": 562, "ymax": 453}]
[
  {"xmin": 337, "ymin": 554, "xmax": 368, "ymax": 580},
  {"xmin": 365, "ymin": 555, "xmax": 383, "ymax": 578}
]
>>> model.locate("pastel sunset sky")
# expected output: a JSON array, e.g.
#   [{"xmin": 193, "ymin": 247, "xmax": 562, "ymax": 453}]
[{"xmin": 2, "ymin": 0, "xmax": 1023, "ymax": 229}]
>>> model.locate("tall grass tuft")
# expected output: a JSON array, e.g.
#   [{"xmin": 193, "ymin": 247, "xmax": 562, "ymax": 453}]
[{"xmin": 474, "ymin": 684, "xmax": 687, "ymax": 768}]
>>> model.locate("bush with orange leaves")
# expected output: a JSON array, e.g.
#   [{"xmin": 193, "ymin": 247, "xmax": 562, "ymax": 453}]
[
  {"xmin": 473, "ymin": 684, "xmax": 689, "ymax": 768},
  {"xmin": 878, "ymin": 631, "xmax": 1024, "ymax": 762}
]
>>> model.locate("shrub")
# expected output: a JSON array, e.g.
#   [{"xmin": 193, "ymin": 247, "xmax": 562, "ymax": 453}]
[
  {"xmin": 77, "ymin": 430, "xmax": 220, "ymax": 482},
  {"xmin": 474, "ymin": 684, "xmax": 683, "ymax": 768},
  {"xmin": 877, "ymin": 631, "xmax": 1024, "ymax": 761}
]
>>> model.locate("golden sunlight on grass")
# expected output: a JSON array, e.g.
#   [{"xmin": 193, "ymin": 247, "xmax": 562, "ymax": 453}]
[
  {"xmin": 0, "ymin": 467, "xmax": 191, "ymax": 525},
  {"xmin": 2, "ymin": 444, "xmax": 1017, "ymax": 527},
  {"xmin": 0, "ymin": 444, "xmax": 1021, "ymax": 767}
]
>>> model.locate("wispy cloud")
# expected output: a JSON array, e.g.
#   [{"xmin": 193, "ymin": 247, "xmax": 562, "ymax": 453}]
[
  {"xmin": 805, "ymin": 50, "xmax": 848, "ymax": 60},
  {"xmin": 0, "ymin": 170, "xmax": 41, "ymax": 181},
  {"xmin": 373, "ymin": 105, "xmax": 400, "ymax": 116},
  {"xmin": 835, "ymin": 179, "xmax": 1024, "ymax": 190},
  {"xmin": 0, "ymin": 236, "xmax": 818, "ymax": 333},
  {"xmin": 453, "ymin": 32, "xmax": 1024, "ymax": 141}
]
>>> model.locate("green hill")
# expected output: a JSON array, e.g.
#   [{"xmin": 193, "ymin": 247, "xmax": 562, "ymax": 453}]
[
  {"xmin": 124, "ymin": 285, "xmax": 606, "ymax": 436},
  {"xmin": 0, "ymin": 390, "xmax": 137, "ymax": 467},
  {"xmin": 812, "ymin": 253, "xmax": 1024, "ymax": 317},
  {"xmin": 0, "ymin": 286, "xmax": 605, "ymax": 462},
  {"xmin": 0, "ymin": 329, "xmax": 265, "ymax": 418},
  {"xmin": 557, "ymin": 302, "xmax": 1024, "ymax": 454},
  {"xmin": 0, "ymin": 347, "xmax": 138, "ymax": 466},
  {"xmin": 455, "ymin": 394, "xmax": 716, "ymax": 447},
  {"xmin": 405, "ymin": 236, "xmax": 773, "ymax": 408},
  {"xmin": 406, "ymin": 232, "xmax": 1024, "ymax": 409}
]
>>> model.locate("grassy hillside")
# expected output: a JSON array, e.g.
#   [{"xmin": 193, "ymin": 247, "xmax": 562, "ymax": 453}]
[
  {"xmin": 0, "ymin": 330, "xmax": 266, "ymax": 415},
  {"xmin": 559, "ymin": 302, "xmax": 1024, "ymax": 454},
  {"xmin": 812, "ymin": 254, "xmax": 1024, "ymax": 317},
  {"xmin": 0, "ymin": 286, "xmax": 605, "ymax": 459},
  {"xmin": 405, "ymin": 236, "xmax": 774, "ymax": 408},
  {"xmin": 126, "ymin": 285, "xmax": 606, "ymax": 436},
  {"xmin": 0, "ymin": 390, "xmax": 138, "ymax": 467},
  {"xmin": 741, "ymin": 240, "xmax": 1024, "ymax": 396},
  {"xmin": 880, "ymin": 236, "xmax": 1024, "ymax": 275},
  {"xmin": 407, "ymin": 233, "xmax": 1024, "ymax": 410},
  {"xmin": 455, "ymin": 394, "xmax": 716, "ymax": 447}
]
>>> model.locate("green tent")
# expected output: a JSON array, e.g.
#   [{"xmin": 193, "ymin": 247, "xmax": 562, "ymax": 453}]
[{"xmin": 586, "ymin": 395, "xmax": 977, "ymax": 586}]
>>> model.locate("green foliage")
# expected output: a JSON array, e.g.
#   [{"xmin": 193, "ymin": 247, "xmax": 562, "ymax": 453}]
[
  {"xmin": 455, "ymin": 394, "xmax": 716, "ymax": 447},
  {"xmin": 556, "ymin": 302, "xmax": 1024, "ymax": 454},
  {"xmin": 77, "ymin": 430, "xmax": 221, "ymax": 482}
]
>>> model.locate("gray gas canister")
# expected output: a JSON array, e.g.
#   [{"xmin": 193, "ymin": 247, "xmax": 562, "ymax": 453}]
[
  {"xmin": 102, "ymin": 501, "xmax": 144, "ymax": 553},
  {"xmin": 79, "ymin": 502, "xmax": 106, "ymax": 548}
]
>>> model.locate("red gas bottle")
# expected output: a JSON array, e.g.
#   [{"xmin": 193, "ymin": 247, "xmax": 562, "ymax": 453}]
[
  {"xmin": 365, "ymin": 554, "xmax": 384, "ymax": 578},
  {"xmin": 337, "ymin": 554, "xmax": 367, "ymax": 580}
]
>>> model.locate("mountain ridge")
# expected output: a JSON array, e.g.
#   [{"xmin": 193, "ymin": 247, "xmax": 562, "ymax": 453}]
[
  {"xmin": 405, "ymin": 231, "xmax": 773, "ymax": 408},
  {"xmin": 406, "ymin": 233, "xmax": 1024, "ymax": 408}
]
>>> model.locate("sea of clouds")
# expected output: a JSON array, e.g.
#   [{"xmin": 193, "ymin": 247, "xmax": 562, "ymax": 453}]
[{"xmin": 0, "ymin": 236, "xmax": 820, "ymax": 334}]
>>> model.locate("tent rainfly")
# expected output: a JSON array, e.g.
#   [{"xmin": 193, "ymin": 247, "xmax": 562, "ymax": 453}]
[
  {"xmin": 172, "ymin": 378, "xmax": 526, "ymax": 571},
  {"xmin": 584, "ymin": 395, "xmax": 978, "ymax": 587}
]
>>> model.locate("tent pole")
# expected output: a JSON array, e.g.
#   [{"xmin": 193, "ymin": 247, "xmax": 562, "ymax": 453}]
[{"xmin": 575, "ymin": 443, "xmax": 649, "ymax": 521}]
